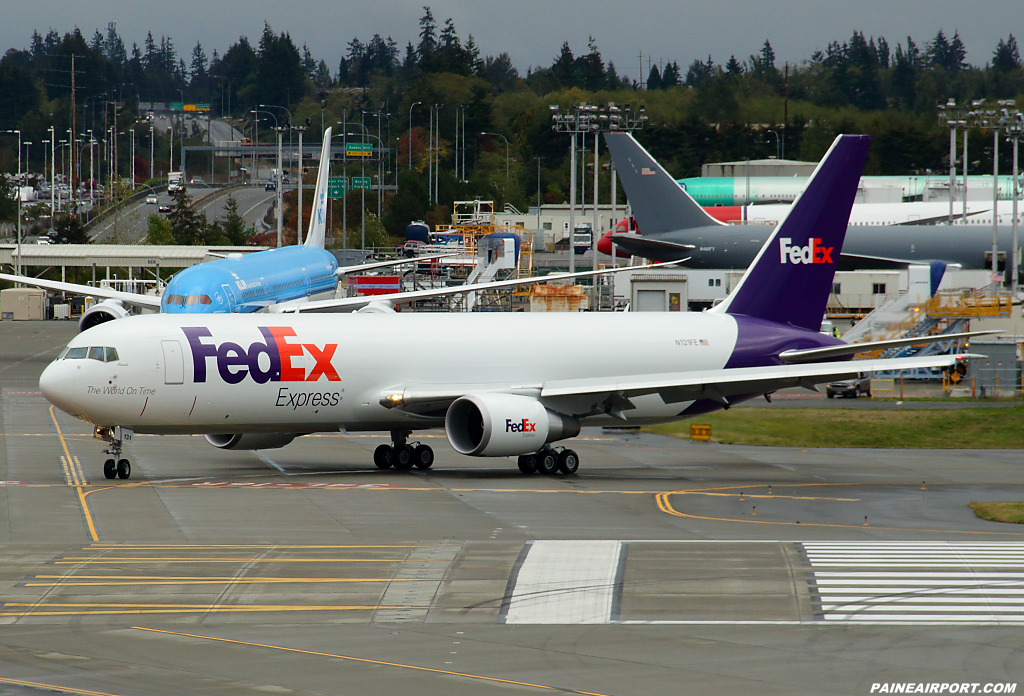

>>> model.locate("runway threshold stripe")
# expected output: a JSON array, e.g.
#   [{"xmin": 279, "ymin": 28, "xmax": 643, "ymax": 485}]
[
  {"xmin": 0, "ymin": 676, "xmax": 122, "ymax": 696},
  {"xmin": 803, "ymin": 542, "xmax": 1024, "ymax": 624},
  {"xmin": 504, "ymin": 541, "xmax": 622, "ymax": 625},
  {"xmin": 131, "ymin": 626, "xmax": 614, "ymax": 696}
]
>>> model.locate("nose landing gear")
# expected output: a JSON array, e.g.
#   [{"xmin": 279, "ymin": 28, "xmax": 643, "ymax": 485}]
[
  {"xmin": 373, "ymin": 431, "xmax": 433, "ymax": 471},
  {"xmin": 95, "ymin": 426, "xmax": 131, "ymax": 480}
]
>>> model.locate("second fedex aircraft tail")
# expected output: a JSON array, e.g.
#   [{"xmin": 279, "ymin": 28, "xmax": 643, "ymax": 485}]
[
  {"xmin": 712, "ymin": 134, "xmax": 870, "ymax": 331},
  {"xmin": 304, "ymin": 127, "xmax": 332, "ymax": 249},
  {"xmin": 603, "ymin": 132, "xmax": 723, "ymax": 234}
]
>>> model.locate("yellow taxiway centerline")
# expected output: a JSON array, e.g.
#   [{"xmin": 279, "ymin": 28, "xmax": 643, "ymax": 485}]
[
  {"xmin": 131, "ymin": 626, "xmax": 615, "ymax": 696},
  {"xmin": 0, "ymin": 676, "xmax": 122, "ymax": 696},
  {"xmin": 50, "ymin": 406, "xmax": 99, "ymax": 541}
]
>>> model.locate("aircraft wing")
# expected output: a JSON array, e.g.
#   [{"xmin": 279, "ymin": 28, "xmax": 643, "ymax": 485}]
[
  {"xmin": 380, "ymin": 353, "xmax": 975, "ymax": 418},
  {"xmin": 0, "ymin": 273, "xmax": 163, "ymax": 309},
  {"xmin": 335, "ymin": 253, "xmax": 455, "ymax": 276},
  {"xmin": 275, "ymin": 260, "xmax": 686, "ymax": 313},
  {"xmin": 537, "ymin": 353, "xmax": 975, "ymax": 417}
]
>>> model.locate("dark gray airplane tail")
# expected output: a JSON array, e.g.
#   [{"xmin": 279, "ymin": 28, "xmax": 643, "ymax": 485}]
[{"xmin": 604, "ymin": 132, "xmax": 723, "ymax": 235}]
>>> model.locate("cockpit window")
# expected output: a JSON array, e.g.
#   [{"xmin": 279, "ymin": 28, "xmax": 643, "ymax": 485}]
[
  {"xmin": 200, "ymin": 294, "xmax": 212, "ymax": 305},
  {"xmin": 164, "ymin": 294, "xmax": 185, "ymax": 306},
  {"xmin": 63, "ymin": 346, "xmax": 119, "ymax": 362}
]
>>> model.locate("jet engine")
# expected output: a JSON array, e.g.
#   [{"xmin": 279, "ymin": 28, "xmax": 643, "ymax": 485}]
[
  {"xmin": 444, "ymin": 393, "xmax": 579, "ymax": 457},
  {"xmin": 204, "ymin": 433, "xmax": 298, "ymax": 450},
  {"xmin": 78, "ymin": 299, "xmax": 130, "ymax": 332}
]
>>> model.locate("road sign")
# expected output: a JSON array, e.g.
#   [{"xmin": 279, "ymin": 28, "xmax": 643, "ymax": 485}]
[
  {"xmin": 195, "ymin": 103, "xmax": 211, "ymax": 112},
  {"xmin": 170, "ymin": 102, "xmax": 184, "ymax": 112},
  {"xmin": 351, "ymin": 177, "xmax": 372, "ymax": 190},
  {"xmin": 328, "ymin": 177, "xmax": 348, "ymax": 198},
  {"xmin": 345, "ymin": 143, "xmax": 373, "ymax": 157}
]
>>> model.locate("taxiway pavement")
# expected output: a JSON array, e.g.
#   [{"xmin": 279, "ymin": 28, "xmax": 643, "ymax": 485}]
[{"xmin": 1, "ymin": 321, "xmax": 1022, "ymax": 695}]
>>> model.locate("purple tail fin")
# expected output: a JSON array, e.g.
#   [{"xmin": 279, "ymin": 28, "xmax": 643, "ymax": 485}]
[{"xmin": 712, "ymin": 135, "xmax": 870, "ymax": 331}]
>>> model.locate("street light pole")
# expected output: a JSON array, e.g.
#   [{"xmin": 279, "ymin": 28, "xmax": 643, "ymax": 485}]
[
  {"xmin": 408, "ymin": 101, "xmax": 422, "ymax": 171},
  {"xmin": 480, "ymin": 132, "xmax": 510, "ymax": 184}
]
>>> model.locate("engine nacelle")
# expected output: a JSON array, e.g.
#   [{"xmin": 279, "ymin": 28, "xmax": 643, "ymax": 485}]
[
  {"xmin": 204, "ymin": 433, "xmax": 297, "ymax": 450},
  {"xmin": 445, "ymin": 393, "xmax": 580, "ymax": 457},
  {"xmin": 79, "ymin": 299, "xmax": 130, "ymax": 332}
]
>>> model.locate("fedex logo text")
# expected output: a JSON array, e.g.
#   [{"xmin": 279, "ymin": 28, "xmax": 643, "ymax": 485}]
[
  {"xmin": 779, "ymin": 237, "xmax": 833, "ymax": 265},
  {"xmin": 183, "ymin": 327, "xmax": 340, "ymax": 384},
  {"xmin": 506, "ymin": 418, "xmax": 537, "ymax": 433}
]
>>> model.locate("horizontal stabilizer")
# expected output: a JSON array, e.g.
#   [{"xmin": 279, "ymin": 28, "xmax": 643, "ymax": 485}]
[{"xmin": 778, "ymin": 330, "xmax": 1001, "ymax": 363}]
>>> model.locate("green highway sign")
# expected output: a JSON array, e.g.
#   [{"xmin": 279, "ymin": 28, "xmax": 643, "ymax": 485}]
[
  {"xmin": 351, "ymin": 177, "xmax": 372, "ymax": 190},
  {"xmin": 195, "ymin": 103, "xmax": 211, "ymax": 112},
  {"xmin": 328, "ymin": 176, "xmax": 348, "ymax": 198},
  {"xmin": 170, "ymin": 102, "xmax": 184, "ymax": 111},
  {"xmin": 345, "ymin": 143, "xmax": 373, "ymax": 157}
]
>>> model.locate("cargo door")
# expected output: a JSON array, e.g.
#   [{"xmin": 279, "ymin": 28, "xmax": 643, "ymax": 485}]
[{"xmin": 161, "ymin": 340, "xmax": 184, "ymax": 385}]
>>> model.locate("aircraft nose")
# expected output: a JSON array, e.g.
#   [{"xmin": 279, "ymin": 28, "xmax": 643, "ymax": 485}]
[{"xmin": 40, "ymin": 360, "xmax": 75, "ymax": 411}]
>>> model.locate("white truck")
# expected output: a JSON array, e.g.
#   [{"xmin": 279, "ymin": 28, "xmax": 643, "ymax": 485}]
[{"xmin": 167, "ymin": 171, "xmax": 185, "ymax": 193}]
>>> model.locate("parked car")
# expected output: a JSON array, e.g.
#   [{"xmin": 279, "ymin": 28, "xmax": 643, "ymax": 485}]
[
  {"xmin": 826, "ymin": 375, "xmax": 871, "ymax": 398},
  {"xmin": 264, "ymin": 181, "xmax": 277, "ymax": 192},
  {"xmin": 145, "ymin": 194, "xmax": 158, "ymax": 205}
]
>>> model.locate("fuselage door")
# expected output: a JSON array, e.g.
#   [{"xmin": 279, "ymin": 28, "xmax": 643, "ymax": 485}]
[
  {"xmin": 221, "ymin": 284, "xmax": 236, "ymax": 312},
  {"xmin": 162, "ymin": 340, "xmax": 184, "ymax": 385}
]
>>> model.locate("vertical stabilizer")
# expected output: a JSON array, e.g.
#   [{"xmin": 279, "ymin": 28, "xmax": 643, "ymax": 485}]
[
  {"xmin": 603, "ymin": 132, "xmax": 723, "ymax": 234},
  {"xmin": 304, "ymin": 127, "xmax": 332, "ymax": 249},
  {"xmin": 712, "ymin": 135, "xmax": 870, "ymax": 331}
]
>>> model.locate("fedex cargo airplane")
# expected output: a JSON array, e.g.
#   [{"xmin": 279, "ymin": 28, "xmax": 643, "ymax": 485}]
[
  {"xmin": 39, "ymin": 135, "xmax": 985, "ymax": 481},
  {"xmin": 604, "ymin": 132, "xmax": 1024, "ymax": 273},
  {"xmin": 1, "ymin": 127, "xmax": 641, "ymax": 327}
]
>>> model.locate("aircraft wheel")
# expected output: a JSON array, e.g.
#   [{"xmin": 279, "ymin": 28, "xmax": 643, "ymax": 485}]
[
  {"xmin": 116, "ymin": 459, "xmax": 131, "ymax": 480},
  {"xmin": 413, "ymin": 445, "xmax": 434, "ymax": 469},
  {"xmin": 392, "ymin": 445, "xmax": 414, "ymax": 470},
  {"xmin": 536, "ymin": 450, "xmax": 558, "ymax": 475},
  {"xmin": 103, "ymin": 459, "xmax": 117, "ymax": 480},
  {"xmin": 373, "ymin": 445, "xmax": 393, "ymax": 469},
  {"xmin": 517, "ymin": 454, "xmax": 537, "ymax": 474},
  {"xmin": 557, "ymin": 449, "xmax": 579, "ymax": 475}
]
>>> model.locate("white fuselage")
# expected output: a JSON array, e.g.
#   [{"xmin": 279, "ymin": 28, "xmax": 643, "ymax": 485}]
[{"xmin": 42, "ymin": 312, "xmax": 742, "ymax": 434}]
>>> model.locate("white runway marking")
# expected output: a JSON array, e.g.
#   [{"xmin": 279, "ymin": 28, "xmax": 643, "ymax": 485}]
[
  {"xmin": 804, "ymin": 542, "xmax": 1024, "ymax": 624},
  {"xmin": 503, "ymin": 541, "xmax": 622, "ymax": 624}
]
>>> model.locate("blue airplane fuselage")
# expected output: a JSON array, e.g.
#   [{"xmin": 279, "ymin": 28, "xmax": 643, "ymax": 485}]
[{"xmin": 160, "ymin": 246, "xmax": 338, "ymax": 314}]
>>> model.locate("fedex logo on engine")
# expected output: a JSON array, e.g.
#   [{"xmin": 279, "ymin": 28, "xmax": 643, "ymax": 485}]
[
  {"xmin": 506, "ymin": 418, "xmax": 537, "ymax": 433},
  {"xmin": 182, "ymin": 327, "xmax": 340, "ymax": 384},
  {"xmin": 779, "ymin": 237, "xmax": 833, "ymax": 265}
]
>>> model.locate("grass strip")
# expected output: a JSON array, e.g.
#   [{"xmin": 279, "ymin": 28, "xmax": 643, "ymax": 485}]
[
  {"xmin": 969, "ymin": 502, "xmax": 1024, "ymax": 524},
  {"xmin": 644, "ymin": 406, "xmax": 1024, "ymax": 449}
]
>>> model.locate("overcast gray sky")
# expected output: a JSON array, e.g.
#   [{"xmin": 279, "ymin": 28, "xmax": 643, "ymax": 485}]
[{"xmin": 6, "ymin": 0, "xmax": 1024, "ymax": 81}]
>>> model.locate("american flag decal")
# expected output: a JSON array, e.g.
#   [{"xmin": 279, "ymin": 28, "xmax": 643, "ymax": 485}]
[
  {"xmin": 700, "ymin": 339, "xmax": 709, "ymax": 346},
  {"xmin": 641, "ymin": 167, "xmax": 655, "ymax": 176}
]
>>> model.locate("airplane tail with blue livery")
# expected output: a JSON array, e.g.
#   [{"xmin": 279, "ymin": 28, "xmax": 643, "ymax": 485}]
[{"xmin": 304, "ymin": 127, "xmax": 332, "ymax": 250}]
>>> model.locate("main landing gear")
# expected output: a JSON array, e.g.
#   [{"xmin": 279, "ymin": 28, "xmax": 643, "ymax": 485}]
[
  {"xmin": 374, "ymin": 431, "xmax": 433, "ymax": 471},
  {"xmin": 95, "ymin": 426, "xmax": 131, "ymax": 480},
  {"xmin": 517, "ymin": 447, "xmax": 579, "ymax": 476}
]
